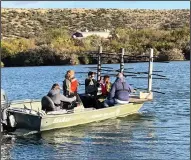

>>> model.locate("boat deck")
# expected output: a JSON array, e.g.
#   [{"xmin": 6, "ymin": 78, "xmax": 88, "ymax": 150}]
[
  {"xmin": 129, "ymin": 96, "xmax": 152, "ymax": 103},
  {"xmin": 98, "ymin": 95, "xmax": 152, "ymax": 103}
]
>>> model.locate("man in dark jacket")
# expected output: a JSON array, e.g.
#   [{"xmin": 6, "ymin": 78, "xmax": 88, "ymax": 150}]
[
  {"xmin": 47, "ymin": 83, "xmax": 76, "ymax": 110},
  {"xmin": 85, "ymin": 71, "xmax": 99, "ymax": 96},
  {"xmin": 104, "ymin": 73, "xmax": 133, "ymax": 107},
  {"xmin": 83, "ymin": 72, "xmax": 100, "ymax": 108}
]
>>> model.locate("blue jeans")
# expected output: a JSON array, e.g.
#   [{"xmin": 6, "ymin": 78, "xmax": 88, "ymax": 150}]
[
  {"xmin": 104, "ymin": 99, "xmax": 115, "ymax": 107},
  {"xmin": 104, "ymin": 98, "xmax": 129, "ymax": 107}
]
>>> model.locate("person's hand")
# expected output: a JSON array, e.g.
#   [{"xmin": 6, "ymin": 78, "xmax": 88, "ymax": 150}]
[{"xmin": 69, "ymin": 90, "xmax": 74, "ymax": 94}]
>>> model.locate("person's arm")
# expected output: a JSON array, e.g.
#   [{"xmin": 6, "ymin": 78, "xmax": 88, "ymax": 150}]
[
  {"xmin": 108, "ymin": 83, "xmax": 116, "ymax": 100},
  {"xmin": 85, "ymin": 79, "xmax": 89, "ymax": 94},
  {"xmin": 85, "ymin": 79, "xmax": 90, "ymax": 86},
  {"xmin": 65, "ymin": 79, "xmax": 73, "ymax": 95},
  {"xmin": 60, "ymin": 94, "xmax": 76, "ymax": 103},
  {"xmin": 63, "ymin": 81, "xmax": 66, "ymax": 95},
  {"xmin": 96, "ymin": 83, "xmax": 100, "ymax": 87},
  {"xmin": 67, "ymin": 79, "xmax": 72, "ymax": 92},
  {"xmin": 130, "ymin": 86, "xmax": 134, "ymax": 93},
  {"xmin": 127, "ymin": 84, "xmax": 134, "ymax": 93},
  {"xmin": 92, "ymin": 79, "xmax": 99, "ymax": 88}
]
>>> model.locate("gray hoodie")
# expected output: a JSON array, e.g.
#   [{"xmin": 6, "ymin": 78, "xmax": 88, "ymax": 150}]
[{"xmin": 47, "ymin": 89, "xmax": 76, "ymax": 105}]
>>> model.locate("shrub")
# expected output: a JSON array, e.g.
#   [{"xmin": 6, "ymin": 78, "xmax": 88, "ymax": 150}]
[
  {"xmin": 159, "ymin": 48, "xmax": 185, "ymax": 61},
  {"xmin": 1, "ymin": 38, "xmax": 36, "ymax": 58},
  {"xmin": 182, "ymin": 41, "xmax": 190, "ymax": 60}
]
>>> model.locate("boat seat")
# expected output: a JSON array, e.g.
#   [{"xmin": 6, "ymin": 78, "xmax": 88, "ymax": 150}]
[{"xmin": 41, "ymin": 96, "xmax": 58, "ymax": 112}]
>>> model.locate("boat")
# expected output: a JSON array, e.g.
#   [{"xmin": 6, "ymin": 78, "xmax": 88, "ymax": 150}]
[
  {"xmin": 1, "ymin": 47, "xmax": 160, "ymax": 133},
  {"xmin": 1, "ymin": 91, "xmax": 152, "ymax": 132}
]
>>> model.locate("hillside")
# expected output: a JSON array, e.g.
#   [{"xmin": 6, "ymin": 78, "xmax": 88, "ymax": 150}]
[
  {"xmin": 1, "ymin": 8, "xmax": 190, "ymax": 39},
  {"xmin": 1, "ymin": 8, "xmax": 190, "ymax": 67}
]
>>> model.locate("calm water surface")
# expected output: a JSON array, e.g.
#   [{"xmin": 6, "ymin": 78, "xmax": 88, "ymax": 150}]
[{"xmin": 1, "ymin": 61, "xmax": 190, "ymax": 160}]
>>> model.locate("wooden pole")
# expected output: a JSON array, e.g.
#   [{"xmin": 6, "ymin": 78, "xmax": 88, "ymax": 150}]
[
  {"xmin": 148, "ymin": 48, "xmax": 153, "ymax": 92},
  {"xmin": 120, "ymin": 48, "xmax": 125, "ymax": 73},
  {"xmin": 97, "ymin": 46, "xmax": 102, "ymax": 81}
]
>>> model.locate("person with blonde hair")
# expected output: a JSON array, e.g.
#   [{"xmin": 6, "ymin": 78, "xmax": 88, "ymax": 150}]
[
  {"xmin": 63, "ymin": 70, "xmax": 76, "ymax": 95},
  {"xmin": 63, "ymin": 70, "xmax": 81, "ymax": 104}
]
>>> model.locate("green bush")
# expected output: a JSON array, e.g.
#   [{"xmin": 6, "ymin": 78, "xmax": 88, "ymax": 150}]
[
  {"xmin": 1, "ymin": 25, "xmax": 190, "ymax": 66},
  {"xmin": 159, "ymin": 48, "xmax": 185, "ymax": 61}
]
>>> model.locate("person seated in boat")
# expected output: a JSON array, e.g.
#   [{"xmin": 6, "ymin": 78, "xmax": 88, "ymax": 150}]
[
  {"xmin": 63, "ymin": 70, "xmax": 82, "ymax": 105},
  {"xmin": 100, "ymin": 75, "xmax": 112, "ymax": 97},
  {"xmin": 46, "ymin": 83, "xmax": 76, "ymax": 111},
  {"xmin": 83, "ymin": 71, "xmax": 101, "ymax": 108},
  {"xmin": 104, "ymin": 73, "xmax": 133, "ymax": 107},
  {"xmin": 85, "ymin": 71, "xmax": 99, "ymax": 96}
]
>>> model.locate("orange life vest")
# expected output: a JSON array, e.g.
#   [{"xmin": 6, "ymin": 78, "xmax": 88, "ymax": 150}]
[{"xmin": 71, "ymin": 78, "xmax": 78, "ymax": 93}]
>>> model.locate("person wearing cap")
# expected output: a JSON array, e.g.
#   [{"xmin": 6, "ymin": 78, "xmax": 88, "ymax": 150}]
[
  {"xmin": 85, "ymin": 71, "xmax": 99, "ymax": 96},
  {"xmin": 104, "ymin": 73, "xmax": 133, "ymax": 107},
  {"xmin": 47, "ymin": 83, "xmax": 76, "ymax": 110}
]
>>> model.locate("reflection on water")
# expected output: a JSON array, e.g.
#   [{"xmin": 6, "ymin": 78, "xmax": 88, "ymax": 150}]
[
  {"xmin": 2, "ymin": 136, "xmax": 16, "ymax": 160},
  {"xmin": 1, "ymin": 61, "xmax": 190, "ymax": 160},
  {"xmin": 1, "ymin": 113, "xmax": 159, "ymax": 160}
]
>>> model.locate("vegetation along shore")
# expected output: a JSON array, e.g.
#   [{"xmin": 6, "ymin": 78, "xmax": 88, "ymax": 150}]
[{"xmin": 1, "ymin": 8, "xmax": 190, "ymax": 67}]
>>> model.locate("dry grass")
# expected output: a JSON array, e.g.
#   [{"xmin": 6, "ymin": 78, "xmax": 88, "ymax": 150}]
[{"xmin": 2, "ymin": 8, "xmax": 190, "ymax": 39}]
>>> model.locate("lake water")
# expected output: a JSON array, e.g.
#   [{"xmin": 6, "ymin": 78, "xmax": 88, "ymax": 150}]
[{"xmin": 1, "ymin": 61, "xmax": 190, "ymax": 160}]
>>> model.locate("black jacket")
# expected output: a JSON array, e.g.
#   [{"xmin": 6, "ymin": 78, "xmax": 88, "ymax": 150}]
[{"xmin": 85, "ymin": 78, "xmax": 99, "ymax": 95}]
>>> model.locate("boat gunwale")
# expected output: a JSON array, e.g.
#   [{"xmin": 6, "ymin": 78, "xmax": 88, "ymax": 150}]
[
  {"xmin": 7, "ymin": 100, "xmax": 145, "ymax": 119},
  {"xmin": 40, "ymin": 102, "xmax": 144, "ymax": 131},
  {"xmin": 41, "ymin": 102, "xmax": 144, "ymax": 119}
]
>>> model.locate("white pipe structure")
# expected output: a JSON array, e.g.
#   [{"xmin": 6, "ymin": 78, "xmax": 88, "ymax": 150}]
[
  {"xmin": 120, "ymin": 48, "xmax": 125, "ymax": 73},
  {"xmin": 97, "ymin": 46, "xmax": 102, "ymax": 81},
  {"xmin": 147, "ymin": 48, "xmax": 154, "ymax": 92}
]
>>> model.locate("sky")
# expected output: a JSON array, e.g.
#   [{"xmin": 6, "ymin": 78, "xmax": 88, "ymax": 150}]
[{"xmin": 1, "ymin": 1, "xmax": 190, "ymax": 10}]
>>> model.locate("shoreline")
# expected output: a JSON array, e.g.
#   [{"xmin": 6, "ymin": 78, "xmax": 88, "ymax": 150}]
[{"xmin": 1, "ymin": 60, "xmax": 189, "ymax": 68}]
